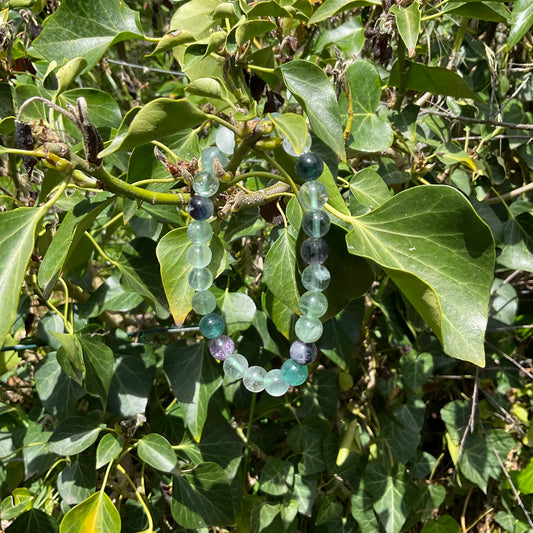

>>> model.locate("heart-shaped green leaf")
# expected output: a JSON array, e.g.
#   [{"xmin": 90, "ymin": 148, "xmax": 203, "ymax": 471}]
[
  {"xmin": 138, "ymin": 433, "xmax": 179, "ymax": 474},
  {"xmin": 60, "ymin": 491, "xmax": 121, "ymax": 533}
]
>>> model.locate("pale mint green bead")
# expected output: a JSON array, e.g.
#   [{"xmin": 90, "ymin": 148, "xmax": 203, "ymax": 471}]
[
  {"xmin": 299, "ymin": 291, "xmax": 328, "ymax": 318},
  {"xmin": 295, "ymin": 316, "xmax": 323, "ymax": 343},
  {"xmin": 187, "ymin": 220, "xmax": 212, "ymax": 244},
  {"xmin": 187, "ymin": 244, "xmax": 212, "ymax": 268},
  {"xmin": 301, "ymin": 264, "xmax": 330, "ymax": 292},
  {"xmin": 224, "ymin": 353, "xmax": 248, "ymax": 379},
  {"xmin": 302, "ymin": 210, "xmax": 330, "ymax": 238},
  {"xmin": 264, "ymin": 369, "xmax": 289, "ymax": 397},
  {"xmin": 191, "ymin": 291, "xmax": 216, "ymax": 314},
  {"xmin": 243, "ymin": 365, "xmax": 267, "ymax": 393},
  {"xmin": 188, "ymin": 268, "xmax": 213, "ymax": 291},
  {"xmin": 281, "ymin": 359, "xmax": 308, "ymax": 386},
  {"xmin": 201, "ymin": 147, "xmax": 228, "ymax": 174},
  {"xmin": 193, "ymin": 171, "xmax": 219, "ymax": 197},
  {"xmin": 298, "ymin": 181, "xmax": 328, "ymax": 210}
]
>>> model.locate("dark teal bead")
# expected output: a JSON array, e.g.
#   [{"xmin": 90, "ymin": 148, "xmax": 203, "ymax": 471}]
[
  {"xmin": 302, "ymin": 210, "xmax": 330, "ymax": 238},
  {"xmin": 300, "ymin": 238, "xmax": 329, "ymax": 265},
  {"xmin": 295, "ymin": 152, "xmax": 324, "ymax": 181},
  {"xmin": 281, "ymin": 359, "xmax": 308, "ymax": 386},
  {"xmin": 199, "ymin": 313, "xmax": 225, "ymax": 339},
  {"xmin": 188, "ymin": 196, "xmax": 214, "ymax": 221}
]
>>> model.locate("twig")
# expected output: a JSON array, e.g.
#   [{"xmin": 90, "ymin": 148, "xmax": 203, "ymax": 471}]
[
  {"xmin": 419, "ymin": 109, "xmax": 533, "ymax": 131},
  {"xmin": 484, "ymin": 181, "xmax": 533, "ymax": 204},
  {"xmin": 484, "ymin": 341, "xmax": 533, "ymax": 380},
  {"xmin": 455, "ymin": 369, "xmax": 479, "ymax": 470}
]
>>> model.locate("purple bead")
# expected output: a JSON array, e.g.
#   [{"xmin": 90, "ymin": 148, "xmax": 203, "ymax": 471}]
[
  {"xmin": 290, "ymin": 340, "xmax": 317, "ymax": 365},
  {"xmin": 209, "ymin": 335, "xmax": 235, "ymax": 361}
]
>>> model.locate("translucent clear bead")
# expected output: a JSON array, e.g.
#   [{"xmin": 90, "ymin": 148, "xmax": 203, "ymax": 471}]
[
  {"xmin": 193, "ymin": 171, "xmax": 219, "ymax": 197},
  {"xmin": 290, "ymin": 340, "xmax": 317, "ymax": 365},
  {"xmin": 281, "ymin": 359, "xmax": 308, "ymax": 386},
  {"xmin": 188, "ymin": 268, "xmax": 213, "ymax": 291},
  {"xmin": 300, "ymin": 238, "xmax": 329, "ymax": 265},
  {"xmin": 295, "ymin": 152, "xmax": 324, "ymax": 181},
  {"xmin": 192, "ymin": 290, "xmax": 216, "ymax": 315},
  {"xmin": 301, "ymin": 264, "xmax": 331, "ymax": 291},
  {"xmin": 187, "ymin": 220, "xmax": 213, "ymax": 244},
  {"xmin": 201, "ymin": 147, "xmax": 228, "ymax": 174},
  {"xmin": 295, "ymin": 316, "xmax": 323, "ymax": 343},
  {"xmin": 264, "ymin": 369, "xmax": 290, "ymax": 397},
  {"xmin": 302, "ymin": 210, "xmax": 330, "ymax": 238},
  {"xmin": 188, "ymin": 196, "xmax": 214, "ymax": 221},
  {"xmin": 298, "ymin": 181, "xmax": 328, "ymax": 210},
  {"xmin": 209, "ymin": 335, "xmax": 235, "ymax": 361},
  {"xmin": 299, "ymin": 291, "xmax": 328, "ymax": 318},
  {"xmin": 199, "ymin": 313, "xmax": 225, "ymax": 339},
  {"xmin": 243, "ymin": 366, "xmax": 267, "ymax": 393},
  {"xmin": 216, "ymin": 126, "xmax": 235, "ymax": 154},
  {"xmin": 224, "ymin": 353, "xmax": 248, "ymax": 379},
  {"xmin": 187, "ymin": 244, "xmax": 212, "ymax": 268}
]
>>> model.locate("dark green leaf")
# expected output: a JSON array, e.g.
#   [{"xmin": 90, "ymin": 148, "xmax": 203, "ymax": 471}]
[
  {"xmin": 60, "ymin": 89, "xmax": 122, "ymax": 129},
  {"xmin": 259, "ymin": 459, "xmax": 294, "ymax": 496},
  {"xmin": 498, "ymin": 204, "xmax": 533, "ymax": 272},
  {"xmin": 287, "ymin": 423, "xmax": 326, "ymax": 476},
  {"xmin": 48, "ymin": 416, "xmax": 103, "ymax": 456},
  {"xmin": 57, "ymin": 455, "xmax": 96, "ymax": 505},
  {"xmin": 420, "ymin": 515, "xmax": 461, "ymax": 533},
  {"xmin": 308, "ymin": 0, "xmax": 380, "ymax": 23},
  {"xmin": 5, "ymin": 509, "xmax": 59, "ymax": 533},
  {"xmin": 508, "ymin": 0, "xmax": 533, "ymax": 49},
  {"xmin": 78, "ymin": 334, "xmax": 114, "ymax": 406}
]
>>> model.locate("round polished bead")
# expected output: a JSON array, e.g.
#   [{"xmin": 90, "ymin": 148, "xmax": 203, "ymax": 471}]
[
  {"xmin": 188, "ymin": 196, "xmax": 214, "ymax": 221},
  {"xmin": 290, "ymin": 340, "xmax": 317, "ymax": 365},
  {"xmin": 300, "ymin": 238, "xmax": 329, "ymax": 265},
  {"xmin": 191, "ymin": 290, "xmax": 216, "ymax": 314},
  {"xmin": 302, "ymin": 210, "xmax": 331, "ymax": 238},
  {"xmin": 301, "ymin": 264, "xmax": 331, "ymax": 291},
  {"xmin": 201, "ymin": 147, "xmax": 228, "ymax": 173},
  {"xmin": 295, "ymin": 152, "xmax": 324, "ymax": 181},
  {"xmin": 187, "ymin": 220, "xmax": 213, "ymax": 244},
  {"xmin": 264, "ymin": 369, "xmax": 290, "ymax": 397},
  {"xmin": 199, "ymin": 313, "xmax": 225, "ymax": 339},
  {"xmin": 299, "ymin": 291, "xmax": 328, "ymax": 318},
  {"xmin": 187, "ymin": 244, "xmax": 212, "ymax": 268},
  {"xmin": 281, "ymin": 359, "xmax": 308, "ymax": 386},
  {"xmin": 243, "ymin": 365, "xmax": 267, "ymax": 393},
  {"xmin": 188, "ymin": 268, "xmax": 213, "ymax": 291},
  {"xmin": 224, "ymin": 353, "xmax": 248, "ymax": 379},
  {"xmin": 209, "ymin": 335, "xmax": 235, "ymax": 361},
  {"xmin": 298, "ymin": 181, "xmax": 328, "ymax": 210},
  {"xmin": 193, "ymin": 171, "xmax": 219, "ymax": 197},
  {"xmin": 216, "ymin": 126, "xmax": 235, "ymax": 154},
  {"xmin": 295, "ymin": 316, "xmax": 323, "ymax": 343}
]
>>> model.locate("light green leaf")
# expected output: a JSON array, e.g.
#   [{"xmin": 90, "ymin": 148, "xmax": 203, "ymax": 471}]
[
  {"xmin": 280, "ymin": 60, "xmax": 345, "ymax": 160},
  {"xmin": 55, "ymin": 57, "xmax": 88, "ymax": 94},
  {"xmin": 171, "ymin": 463, "xmax": 234, "ymax": 528},
  {"xmin": 60, "ymin": 89, "xmax": 122, "ymax": 129},
  {"xmin": 0, "ymin": 207, "xmax": 45, "ymax": 347},
  {"xmin": 148, "ymin": 29, "xmax": 195, "ymax": 56},
  {"xmin": 270, "ymin": 113, "xmax": 309, "ymax": 155},
  {"xmin": 346, "ymin": 185, "xmax": 495, "ymax": 366},
  {"xmin": 436, "ymin": 142, "xmax": 476, "ymax": 171},
  {"xmin": 347, "ymin": 60, "xmax": 394, "ymax": 153},
  {"xmin": 497, "ymin": 203, "xmax": 533, "ymax": 272},
  {"xmin": 51, "ymin": 332, "xmax": 85, "ymax": 382},
  {"xmin": 59, "ymin": 491, "xmax": 121, "ymax": 533},
  {"xmin": 57, "ymin": 456, "xmax": 95, "ymax": 505},
  {"xmin": 1, "ymin": 488, "xmax": 33, "ymax": 522},
  {"xmin": 391, "ymin": 2, "xmax": 420, "ymax": 57},
  {"xmin": 516, "ymin": 458, "xmax": 533, "ymax": 494},
  {"xmin": 217, "ymin": 292, "xmax": 256, "ymax": 335},
  {"xmin": 96, "ymin": 433, "xmax": 123, "ymax": 469},
  {"xmin": 48, "ymin": 416, "xmax": 104, "ymax": 456},
  {"xmin": 508, "ymin": 0, "xmax": 533, "ymax": 49},
  {"xmin": 138, "ymin": 433, "xmax": 179, "ymax": 475},
  {"xmin": 308, "ymin": 0, "xmax": 380, "ymax": 24},
  {"xmin": 99, "ymin": 98, "xmax": 207, "ymax": 157},
  {"xmin": 349, "ymin": 167, "xmax": 392, "ymax": 210},
  {"xmin": 78, "ymin": 335, "xmax": 114, "ymax": 406},
  {"xmin": 315, "ymin": 18, "xmax": 365, "ymax": 57},
  {"xmin": 264, "ymin": 229, "xmax": 299, "ymax": 314},
  {"xmin": 164, "ymin": 342, "xmax": 222, "ymax": 441},
  {"xmin": 421, "ymin": 515, "xmax": 461, "ymax": 533},
  {"xmin": 30, "ymin": 0, "xmax": 143, "ymax": 73},
  {"xmin": 6, "ymin": 509, "xmax": 59, "ymax": 533}
]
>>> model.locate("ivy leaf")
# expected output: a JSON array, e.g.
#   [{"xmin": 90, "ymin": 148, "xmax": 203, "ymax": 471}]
[
  {"xmin": 217, "ymin": 291, "xmax": 256, "ymax": 335},
  {"xmin": 30, "ymin": 0, "xmax": 143, "ymax": 72},
  {"xmin": 59, "ymin": 492, "xmax": 121, "ymax": 533},
  {"xmin": 497, "ymin": 202, "xmax": 533, "ymax": 273},
  {"xmin": 508, "ymin": 0, "xmax": 533, "ymax": 49},
  {"xmin": 346, "ymin": 60, "xmax": 394, "ymax": 153},
  {"xmin": 346, "ymin": 185, "xmax": 495, "ymax": 366},
  {"xmin": 0, "ymin": 207, "xmax": 45, "ymax": 347},
  {"xmin": 96, "ymin": 434, "xmax": 123, "ymax": 470},
  {"xmin": 5, "ymin": 509, "xmax": 59, "ymax": 533},
  {"xmin": 308, "ymin": 0, "xmax": 380, "ymax": 23},
  {"xmin": 171, "ymin": 462, "xmax": 234, "ymax": 528},
  {"xmin": 57, "ymin": 456, "xmax": 96, "ymax": 505},
  {"xmin": 280, "ymin": 60, "xmax": 345, "ymax": 160},
  {"xmin": 390, "ymin": 2, "xmax": 420, "ymax": 58},
  {"xmin": 48, "ymin": 416, "xmax": 104, "ymax": 456},
  {"xmin": 270, "ymin": 113, "xmax": 309, "ymax": 155},
  {"xmin": 78, "ymin": 335, "xmax": 114, "ymax": 407},
  {"xmin": 137, "ymin": 433, "xmax": 179, "ymax": 475},
  {"xmin": 164, "ymin": 342, "xmax": 222, "ymax": 441}
]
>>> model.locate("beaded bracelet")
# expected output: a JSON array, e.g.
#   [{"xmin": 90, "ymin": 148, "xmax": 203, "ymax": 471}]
[{"xmin": 185, "ymin": 148, "xmax": 331, "ymax": 397}]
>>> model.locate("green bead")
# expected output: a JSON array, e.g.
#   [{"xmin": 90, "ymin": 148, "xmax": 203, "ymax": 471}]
[
  {"xmin": 192, "ymin": 291, "xmax": 216, "ymax": 314},
  {"xmin": 201, "ymin": 147, "xmax": 228, "ymax": 173},
  {"xmin": 264, "ymin": 369, "xmax": 289, "ymax": 397},
  {"xmin": 295, "ymin": 316, "xmax": 323, "ymax": 343},
  {"xmin": 301, "ymin": 264, "xmax": 330, "ymax": 292},
  {"xmin": 302, "ymin": 210, "xmax": 330, "ymax": 238},
  {"xmin": 187, "ymin": 244, "xmax": 212, "ymax": 268},
  {"xmin": 224, "ymin": 353, "xmax": 248, "ymax": 379},
  {"xmin": 188, "ymin": 268, "xmax": 213, "ymax": 291},
  {"xmin": 299, "ymin": 291, "xmax": 328, "ymax": 318},
  {"xmin": 295, "ymin": 152, "xmax": 324, "ymax": 181},
  {"xmin": 243, "ymin": 365, "xmax": 267, "ymax": 393},
  {"xmin": 193, "ymin": 171, "xmax": 219, "ymax": 197},
  {"xmin": 298, "ymin": 181, "xmax": 328, "ymax": 210},
  {"xmin": 187, "ymin": 220, "xmax": 213, "ymax": 244},
  {"xmin": 199, "ymin": 313, "xmax": 225, "ymax": 339},
  {"xmin": 281, "ymin": 359, "xmax": 308, "ymax": 386}
]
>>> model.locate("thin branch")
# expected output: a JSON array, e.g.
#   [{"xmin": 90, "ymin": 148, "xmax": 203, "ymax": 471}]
[
  {"xmin": 419, "ymin": 109, "xmax": 533, "ymax": 131},
  {"xmin": 484, "ymin": 181, "xmax": 533, "ymax": 204},
  {"xmin": 484, "ymin": 341, "xmax": 533, "ymax": 380}
]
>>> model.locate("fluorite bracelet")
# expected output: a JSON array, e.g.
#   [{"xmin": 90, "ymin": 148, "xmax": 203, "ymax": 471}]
[{"xmin": 185, "ymin": 148, "xmax": 331, "ymax": 397}]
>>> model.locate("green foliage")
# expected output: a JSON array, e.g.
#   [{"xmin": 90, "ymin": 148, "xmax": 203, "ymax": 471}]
[{"xmin": 0, "ymin": 0, "xmax": 532, "ymax": 531}]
